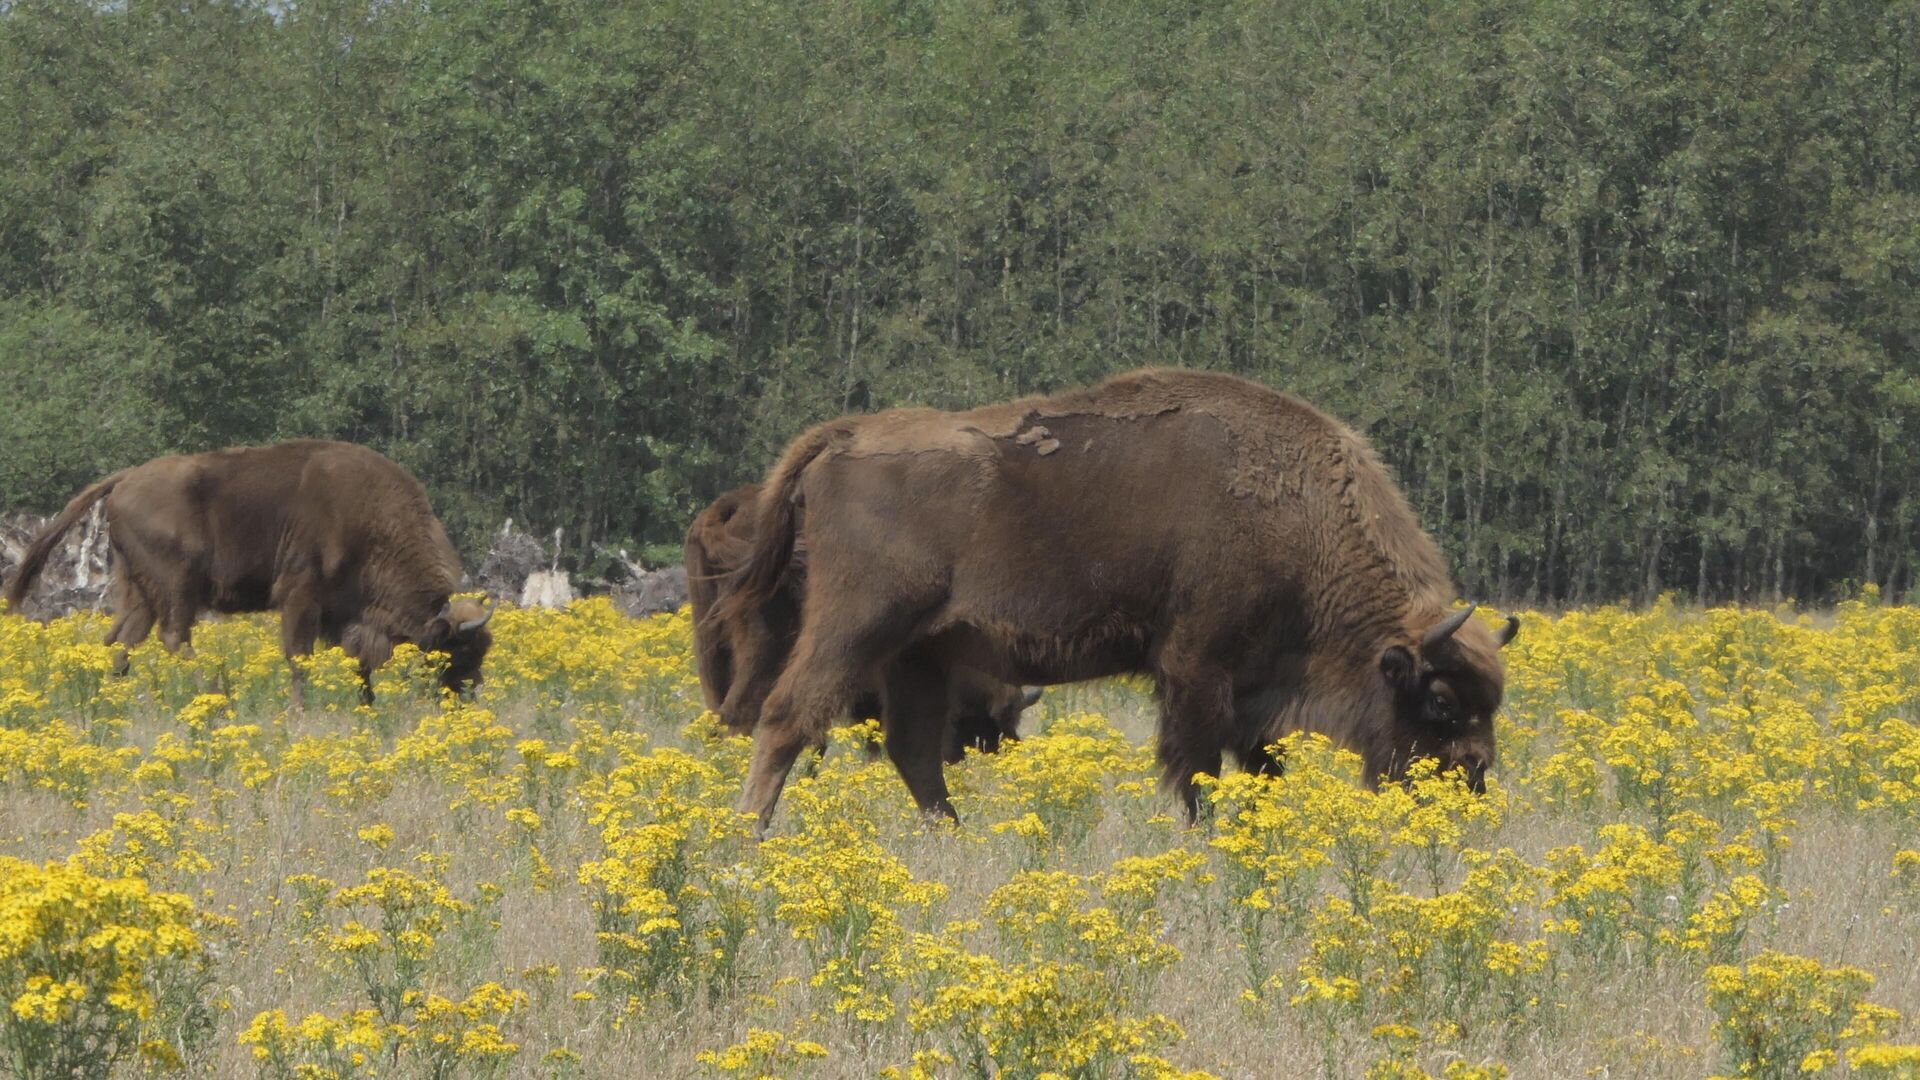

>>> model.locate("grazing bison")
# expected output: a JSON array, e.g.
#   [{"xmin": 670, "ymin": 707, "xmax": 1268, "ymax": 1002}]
[
  {"xmin": 3, "ymin": 440, "xmax": 492, "ymax": 705},
  {"xmin": 720, "ymin": 368, "xmax": 1517, "ymax": 833},
  {"xmin": 685, "ymin": 484, "xmax": 1038, "ymax": 763}
]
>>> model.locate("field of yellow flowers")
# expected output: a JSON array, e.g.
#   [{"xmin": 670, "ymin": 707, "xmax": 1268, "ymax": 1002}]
[{"xmin": 5, "ymin": 596, "xmax": 1920, "ymax": 1078}]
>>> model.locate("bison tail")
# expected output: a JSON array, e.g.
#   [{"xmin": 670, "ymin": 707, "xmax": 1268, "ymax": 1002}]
[
  {"xmin": 714, "ymin": 423, "xmax": 845, "ymax": 626},
  {"xmin": 3, "ymin": 469, "xmax": 129, "ymax": 610}
]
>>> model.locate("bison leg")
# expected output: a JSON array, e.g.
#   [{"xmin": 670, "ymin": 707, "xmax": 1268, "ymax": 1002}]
[
  {"xmin": 102, "ymin": 576, "xmax": 156, "ymax": 677},
  {"xmin": 718, "ymin": 662, "xmax": 779, "ymax": 737},
  {"xmin": 110, "ymin": 532, "xmax": 195, "ymax": 661},
  {"xmin": 355, "ymin": 658, "xmax": 388, "ymax": 706},
  {"xmin": 717, "ymin": 610, "xmax": 786, "ymax": 735},
  {"xmin": 739, "ymin": 597, "xmax": 915, "ymax": 837},
  {"xmin": 1232, "ymin": 738, "xmax": 1287, "ymax": 778},
  {"xmin": 277, "ymin": 585, "xmax": 323, "ymax": 710},
  {"xmin": 156, "ymin": 602, "xmax": 197, "ymax": 662},
  {"xmin": 343, "ymin": 627, "xmax": 393, "ymax": 708},
  {"xmin": 880, "ymin": 651, "xmax": 958, "ymax": 822},
  {"xmin": 1154, "ymin": 642, "xmax": 1236, "ymax": 824},
  {"xmin": 738, "ymin": 714, "xmax": 817, "ymax": 838},
  {"xmin": 849, "ymin": 689, "xmax": 888, "ymax": 759},
  {"xmin": 696, "ymin": 640, "xmax": 733, "ymax": 715}
]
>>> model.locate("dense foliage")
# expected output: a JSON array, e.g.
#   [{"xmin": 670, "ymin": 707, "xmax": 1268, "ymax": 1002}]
[
  {"xmin": 2, "ymin": 0, "xmax": 1915, "ymax": 601},
  {"xmin": 5, "ymin": 599, "xmax": 1920, "ymax": 1074}
]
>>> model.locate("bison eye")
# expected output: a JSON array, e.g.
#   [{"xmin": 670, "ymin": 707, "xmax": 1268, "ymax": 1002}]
[{"xmin": 1427, "ymin": 692, "xmax": 1456, "ymax": 721}]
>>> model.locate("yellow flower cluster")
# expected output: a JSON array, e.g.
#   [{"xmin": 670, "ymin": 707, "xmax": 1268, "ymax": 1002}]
[
  {"xmin": 696, "ymin": 1026, "xmax": 830, "ymax": 1078},
  {"xmin": 3, "ymin": 597, "xmax": 1920, "ymax": 1075},
  {"xmin": 0, "ymin": 857, "xmax": 209, "ymax": 1077},
  {"xmin": 895, "ymin": 866, "xmax": 1195, "ymax": 1078},
  {"xmin": 1704, "ymin": 950, "xmax": 1901, "ymax": 1077},
  {"xmin": 283, "ymin": 861, "xmax": 490, "ymax": 1026},
  {"xmin": 239, "ymin": 982, "xmax": 525, "ymax": 1080},
  {"xmin": 576, "ymin": 741, "xmax": 755, "ymax": 1007}
]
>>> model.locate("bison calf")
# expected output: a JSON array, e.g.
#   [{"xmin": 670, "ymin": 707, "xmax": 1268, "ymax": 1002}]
[
  {"xmin": 4, "ymin": 440, "xmax": 491, "ymax": 706},
  {"xmin": 721, "ymin": 368, "xmax": 1518, "ymax": 835}
]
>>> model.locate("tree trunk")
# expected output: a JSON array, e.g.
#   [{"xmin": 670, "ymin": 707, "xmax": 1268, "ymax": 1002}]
[{"xmin": 1696, "ymin": 488, "xmax": 1714, "ymax": 601}]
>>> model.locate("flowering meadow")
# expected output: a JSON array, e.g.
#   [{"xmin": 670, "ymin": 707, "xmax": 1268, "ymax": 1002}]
[{"xmin": 5, "ymin": 597, "xmax": 1920, "ymax": 1078}]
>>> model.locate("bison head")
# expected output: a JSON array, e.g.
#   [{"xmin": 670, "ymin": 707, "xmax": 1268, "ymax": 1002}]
[
  {"xmin": 420, "ymin": 598, "xmax": 494, "ymax": 694},
  {"xmin": 987, "ymin": 685, "xmax": 1044, "ymax": 749},
  {"xmin": 1377, "ymin": 605, "xmax": 1518, "ymax": 793},
  {"xmin": 950, "ymin": 685, "xmax": 1043, "ymax": 756}
]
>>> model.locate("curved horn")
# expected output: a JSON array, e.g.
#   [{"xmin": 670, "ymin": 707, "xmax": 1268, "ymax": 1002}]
[
  {"xmin": 1496, "ymin": 614, "xmax": 1520, "ymax": 648},
  {"xmin": 436, "ymin": 601, "xmax": 453, "ymax": 623},
  {"xmin": 1421, "ymin": 604, "xmax": 1477, "ymax": 651},
  {"xmin": 457, "ymin": 604, "xmax": 493, "ymax": 635},
  {"xmin": 1020, "ymin": 687, "xmax": 1043, "ymax": 709}
]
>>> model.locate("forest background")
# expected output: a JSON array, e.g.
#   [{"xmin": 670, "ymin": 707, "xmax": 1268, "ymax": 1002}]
[{"xmin": 2, "ymin": 0, "xmax": 1916, "ymax": 605}]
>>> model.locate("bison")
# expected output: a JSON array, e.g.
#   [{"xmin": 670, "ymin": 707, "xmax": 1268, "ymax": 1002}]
[
  {"xmin": 685, "ymin": 483, "xmax": 1038, "ymax": 763},
  {"xmin": 3, "ymin": 440, "xmax": 492, "ymax": 705},
  {"xmin": 719, "ymin": 368, "xmax": 1517, "ymax": 833}
]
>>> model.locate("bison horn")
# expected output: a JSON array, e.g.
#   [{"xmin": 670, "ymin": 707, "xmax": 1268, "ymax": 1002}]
[
  {"xmin": 457, "ymin": 605, "xmax": 493, "ymax": 634},
  {"xmin": 1421, "ymin": 605, "xmax": 1477, "ymax": 650},
  {"xmin": 1496, "ymin": 614, "xmax": 1520, "ymax": 647},
  {"xmin": 1021, "ymin": 687, "xmax": 1043, "ymax": 709}
]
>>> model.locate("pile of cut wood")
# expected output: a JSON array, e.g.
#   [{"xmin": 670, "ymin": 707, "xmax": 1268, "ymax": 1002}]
[{"xmin": 0, "ymin": 507, "xmax": 112, "ymax": 614}]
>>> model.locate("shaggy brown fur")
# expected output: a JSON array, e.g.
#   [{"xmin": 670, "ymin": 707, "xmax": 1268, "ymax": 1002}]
[
  {"xmin": 685, "ymin": 484, "xmax": 1037, "ymax": 763},
  {"xmin": 721, "ymin": 368, "xmax": 1518, "ymax": 833},
  {"xmin": 4, "ymin": 441, "xmax": 491, "ymax": 705}
]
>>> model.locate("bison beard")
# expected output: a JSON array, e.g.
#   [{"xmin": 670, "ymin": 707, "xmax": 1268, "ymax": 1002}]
[
  {"xmin": 3, "ymin": 440, "xmax": 491, "ymax": 706},
  {"xmin": 721, "ymin": 368, "xmax": 1518, "ymax": 835},
  {"xmin": 684, "ymin": 483, "xmax": 1039, "ymax": 766}
]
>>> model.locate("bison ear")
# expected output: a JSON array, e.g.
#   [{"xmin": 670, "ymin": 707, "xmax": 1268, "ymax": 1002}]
[
  {"xmin": 1020, "ymin": 687, "xmax": 1043, "ymax": 710},
  {"xmin": 1496, "ymin": 615, "xmax": 1520, "ymax": 648},
  {"xmin": 1379, "ymin": 645, "xmax": 1417, "ymax": 690},
  {"xmin": 421, "ymin": 603, "xmax": 457, "ymax": 648}
]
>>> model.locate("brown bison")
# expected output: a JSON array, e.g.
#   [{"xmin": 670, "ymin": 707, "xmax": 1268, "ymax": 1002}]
[
  {"xmin": 685, "ymin": 483, "xmax": 1038, "ymax": 763},
  {"xmin": 720, "ymin": 368, "xmax": 1517, "ymax": 833},
  {"xmin": 3, "ymin": 440, "xmax": 492, "ymax": 705}
]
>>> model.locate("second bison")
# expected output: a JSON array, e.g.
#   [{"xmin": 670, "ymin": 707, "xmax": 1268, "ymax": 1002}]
[{"xmin": 4, "ymin": 440, "xmax": 491, "ymax": 705}]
